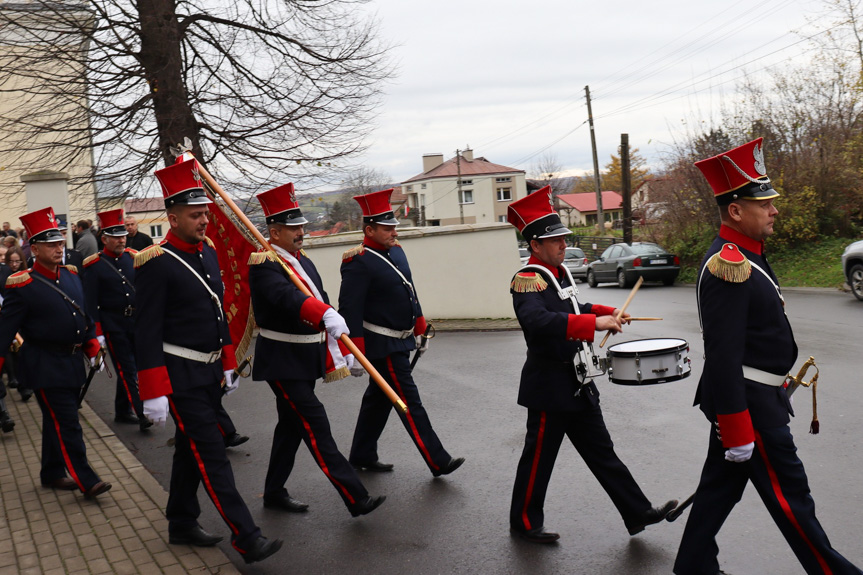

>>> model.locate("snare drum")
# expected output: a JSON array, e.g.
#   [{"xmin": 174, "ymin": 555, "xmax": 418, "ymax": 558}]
[{"xmin": 606, "ymin": 338, "xmax": 691, "ymax": 385}]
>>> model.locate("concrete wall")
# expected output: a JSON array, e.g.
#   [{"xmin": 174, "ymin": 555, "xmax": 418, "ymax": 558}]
[{"xmin": 304, "ymin": 222, "xmax": 521, "ymax": 319}]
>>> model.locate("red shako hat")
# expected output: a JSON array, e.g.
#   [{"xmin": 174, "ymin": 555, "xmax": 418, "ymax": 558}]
[
  {"xmin": 506, "ymin": 186, "xmax": 570, "ymax": 242},
  {"xmin": 154, "ymin": 157, "xmax": 212, "ymax": 208},
  {"xmin": 353, "ymin": 188, "xmax": 399, "ymax": 226},
  {"xmin": 256, "ymin": 183, "xmax": 308, "ymax": 226},
  {"xmin": 98, "ymin": 208, "xmax": 127, "ymax": 237},
  {"xmin": 20, "ymin": 206, "xmax": 64, "ymax": 244},
  {"xmin": 694, "ymin": 137, "xmax": 780, "ymax": 205}
]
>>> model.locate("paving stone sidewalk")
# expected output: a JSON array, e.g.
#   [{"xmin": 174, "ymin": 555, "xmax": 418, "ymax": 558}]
[{"xmin": 0, "ymin": 392, "xmax": 239, "ymax": 575}]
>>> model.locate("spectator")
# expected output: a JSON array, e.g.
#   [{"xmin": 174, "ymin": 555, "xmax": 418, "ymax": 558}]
[
  {"xmin": 124, "ymin": 215, "xmax": 153, "ymax": 251},
  {"xmin": 1, "ymin": 222, "xmax": 16, "ymax": 238},
  {"xmin": 74, "ymin": 219, "xmax": 98, "ymax": 258}
]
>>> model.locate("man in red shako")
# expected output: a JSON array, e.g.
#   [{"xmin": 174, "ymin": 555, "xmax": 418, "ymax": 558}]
[
  {"xmin": 83, "ymin": 208, "xmax": 152, "ymax": 432},
  {"xmin": 338, "ymin": 188, "xmax": 464, "ymax": 477},
  {"xmin": 248, "ymin": 183, "xmax": 385, "ymax": 517},
  {"xmin": 507, "ymin": 186, "xmax": 677, "ymax": 544},
  {"xmin": 674, "ymin": 139, "xmax": 862, "ymax": 574},
  {"xmin": 134, "ymin": 157, "xmax": 282, "ymax": 564},
  {"xmin": 0, "ymin": 207, "xmax": 111, "ymax": 498}
]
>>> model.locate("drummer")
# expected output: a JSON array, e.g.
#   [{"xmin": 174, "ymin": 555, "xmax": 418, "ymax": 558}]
[{"xmin": 506, "ymin": 187, "xmax": 678, "ymax": 544}]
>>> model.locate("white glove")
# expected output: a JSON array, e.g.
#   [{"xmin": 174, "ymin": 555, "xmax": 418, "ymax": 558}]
[
  {"xmin": 223, "ymin": 370, "xmax": 239, "ymax": 396},
  {"xmin": 416, "ymin": 335, "xmax": 430, "ymax": 353},
  {"xmin": 89, "ymin": 354, "xmax": 105, "ymax": 372},
  {"xmin": 350, "ymin": 360, "xmax": 366, "ymax": 378},
  {"xmin": 344, "ymin": 354, "xmax": 355, "ymax": 370},
  {"xmin": 725, "ymin": 442, "xmax": 755, "ymax": 463},
  {"xmin": 144, "ymin": 396, "xmax": 169, "ymax": 426},
  {"xmin": 97, "ymin": 335, "xmax": 106, "ymax": 348},
  {"xmin": 322, "ymin": 308, "xmax": 350, "ymax": 340}
]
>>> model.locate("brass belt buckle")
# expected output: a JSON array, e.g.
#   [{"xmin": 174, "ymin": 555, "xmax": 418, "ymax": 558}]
[{"xmin": 123, "ymin": 306, "xmax": 135, "ymax": 317}]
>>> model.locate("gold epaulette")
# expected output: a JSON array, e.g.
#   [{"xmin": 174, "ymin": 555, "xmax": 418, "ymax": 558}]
[
  {"xmin": 511, "ymin": 271, "xmax": 548, "ymax": 293},
  {"xmin": 707, "ymin": 243, "xmax": 751, "ymax": 283},
  {"xmin": 393, "ymin": 239, "xmax": 401, "ymax": 246},
  {"xmin": 204, "ymin": 236, "xmax": 215, "ymax": 249},
  {"xmin": 124, "ymin": 247, "xmax": 138, "ymax": 255},
  {"xmin": 324, "ymin": 366, "xmax": 350, "ymax": 383},
  {"xmin": 83, "ymin": 253, "xmax": 100, "ymax": 268},
  {"xmin": 248, "ymin": 251, "xmax": 277, "ymax": 266},
  {"xmin": 300, "ymin": 249, "xmax": 308, "ymax": 258},
  {"xmin": 5, "ymin": 271, "xmax": 31, "ymax": 288},
  {"xmin": 134, "ymin": 244, "xmax": 164, "ymax": 268},
  {"xmin": 63, "ymin": 265, "xmax": 78, "ymax": 275},
  {"xmin": 342, "ymin": 244, "xmax": 364, "ymax": 261}
]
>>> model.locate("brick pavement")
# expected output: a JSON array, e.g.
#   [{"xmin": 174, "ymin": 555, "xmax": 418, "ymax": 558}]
[{"xmin": 0, "ymin": 391, "xmax": 239, "ymax": 575}]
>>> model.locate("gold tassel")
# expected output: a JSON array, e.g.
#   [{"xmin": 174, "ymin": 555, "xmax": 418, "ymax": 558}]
[
  {"xmin": 809, "ymin": 371, "xmax": 819, "ymax": 434},
  {"xmin": 342, "ymin": 244, "xmax": 364, "ymax": 261},
  {"xmin": 64, "ymin": 265, "xmax": 78, "ymax": 275},
  {"xmin": 325, "ymin": 366, "xmax": 351, "ymax": 383},
  {"xmin": 5, "ymin": 271, "xmax": 31, "ymax": 288},
  {"xmin": 134, "ymin": 244, "xmax": 164, "ymax": 268},
  {"xmin": 234, "ymin": 305, "xmax": 257, "ymax": 364},
  {"xmin": 125, "ymin": 247, "xmax": 138, "ymax": 255},
  {"xmin": 247, "ymin": 251, "xmax": 276, "ymax": 266},
  {"xmin": 510, "ymin": 272, "xmax": 548, "ymax": 293},
  {"xmin": 707, "ymin": 252, "xmax": 751, "ymax": 283},
  {"xmin": 83, "ymin": 253, "xmax": 100, "ymax": 268}
]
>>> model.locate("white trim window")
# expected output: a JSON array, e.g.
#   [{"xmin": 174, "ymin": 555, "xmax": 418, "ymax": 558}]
[
  {"xmin": 495, "ymin": 176, "xmax": 512, "ymax": 183},
  {"xmin": 458, "ymin": 189, "xmax": 474, "ymax": 204},
  {"xmin": 496, "ymin": 187, "xmax": 512, "ymax": 201},
  {"xmin": 150, "ymin": 224, "xmax": 163, "ymax": 237}
]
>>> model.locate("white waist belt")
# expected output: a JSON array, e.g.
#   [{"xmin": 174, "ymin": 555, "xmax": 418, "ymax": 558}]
[
  {"xmin": 163, "ymin": 342, "xmax": 221, "ymax": 364},
  {"xmin": 742, "ymin": 365, "xmax": 788, "ymax": 387},
  {"xmin": 362, "ymin": 321, "xmax": 414, "ymax": 339},
  {"xmin": 259, "ymin": 328, "xmax": 326, "ymax": 344}
]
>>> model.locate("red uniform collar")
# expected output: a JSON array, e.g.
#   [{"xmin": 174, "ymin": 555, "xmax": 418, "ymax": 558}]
[
  {"xmin": 527, "ymin": 254, "xmax": 561, "ymax": 278},
  {"xmin": 165, "ymin": 230, "xmax": 203, "ymax": 254},
  {"xmin": 32, "ymin": 259, "xmax": 59, "ymax": 279},
  {"xmin": 363, "ymin": 237, "xmax": 388, "ymax": 251},
  {"xmin": 719, "ymin": 224, "xmax": 763, "ymax": 255},
  {"xmin": 102, "ymin": 247, "xmax": 125, "ymax": 259}
]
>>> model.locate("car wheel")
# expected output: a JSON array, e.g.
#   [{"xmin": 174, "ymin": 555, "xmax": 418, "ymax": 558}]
[
  {"xmin": 662, "ymin": 277, "xmax": 675, "ymax": 286},
  {"xmin": 617, "ymin": 269, "xmax": 632, "ymax": 289},
  {"xmin": 587, "ymin": 270, "xmax": 597, "ymax": 288},
  {"xmin": 851, "ymin": 264, "xmax": 863, "ymax": 301}
]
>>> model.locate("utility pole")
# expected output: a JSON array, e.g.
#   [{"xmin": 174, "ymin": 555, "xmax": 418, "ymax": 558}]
[
  {"xmin": 621, "ymin": 133, "xmax": 632, "ymax": 245},
  {"xmin": 585, "ymin": 85, "xmax": 604, "ymax": 234},
  {"xmin": 456, "ymin": 149, "xmax": 464, "ymax": 224}
]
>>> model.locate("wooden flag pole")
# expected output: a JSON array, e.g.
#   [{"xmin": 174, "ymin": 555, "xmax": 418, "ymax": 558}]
[{"xmin": 196, "ymin": 163, "xmax": 408, "ymax": 414}]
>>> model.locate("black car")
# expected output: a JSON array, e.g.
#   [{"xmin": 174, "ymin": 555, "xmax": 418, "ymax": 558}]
[{"xmin": 587, "ymin": 242, "xmax": 680, "ymax": 288}]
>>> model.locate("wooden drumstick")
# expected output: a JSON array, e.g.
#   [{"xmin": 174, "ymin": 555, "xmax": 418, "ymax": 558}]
[
  {"xmin": 600, "ymin": 276, "xmax": 643, "ymax": 348},
  {"xmin": 628, "ymin": 317, "xmax": 662, "ymax": 321}
]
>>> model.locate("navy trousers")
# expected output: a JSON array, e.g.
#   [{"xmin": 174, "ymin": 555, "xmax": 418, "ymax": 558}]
[
  {"xmin": 265, "ymin": 379, "xmax": 367, "ymax": 508},
  {"xmin": 510, "ymin": 406, "xmax": 652, "ymax": 533},
  {"xmin": 103, "ymin": 328, "xmax": 144, "ymax": 419},
  {"xmin": 36, "ymin": 387, "xmax": 101, "ymax": 491},
  {"xmin": 349, "ymin": 351, "xmax": 451, "ymax": 474},
  {"xmin": 674, "ymin": 425, "xmax": 862, "ymax": 574}
]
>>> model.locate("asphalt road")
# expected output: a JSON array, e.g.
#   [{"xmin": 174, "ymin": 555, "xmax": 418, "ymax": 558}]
[{"xmin": 83, "ymin": 283, "xmax": 863, "ymax": 574}]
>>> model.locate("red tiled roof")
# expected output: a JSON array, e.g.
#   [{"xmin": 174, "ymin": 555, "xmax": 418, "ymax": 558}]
[
  {"xmin": 403, "ymin": 155, "xmax": 523, "ymax": 183},
  {"xmin": 557, "ymin": 191, "xmax": 623, "ymax": 212},
  {"xmin": 124, "ymin": 197, "xmax": 164, "ymax": 213}
]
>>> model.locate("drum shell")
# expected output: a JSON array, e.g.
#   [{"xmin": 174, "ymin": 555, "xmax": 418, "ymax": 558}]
[{"xmin": 606, "ymin": 338, "xmax": 691, "ymax": 385}]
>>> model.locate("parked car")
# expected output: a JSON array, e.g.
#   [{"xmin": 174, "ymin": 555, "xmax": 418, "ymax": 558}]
[
  {"xmin": 518, "ymin": 247, "xmax": 529, "ymax": 266},
  {"xmin": 842, "ymin": 239, "xmax": 863, "ymax": 301},
  {"xmin": 563, "ymin": 247, "xmax": 589, "ymax": 281},
  {"xmin": 587, "ymin": 242, "xmax": 680, "ymax": 288}
]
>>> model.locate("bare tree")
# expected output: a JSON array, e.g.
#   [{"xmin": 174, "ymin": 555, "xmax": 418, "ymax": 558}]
[
  {"xmin": 0, "ymin": 0, "xmax": 392, "ymax": 207},
  {"xmin": 336, "ymin": 166, "xmax": 393, "ymax": 229},
  {"xmin": 529, "ymin": 152, "xmax": 569, "ymax": 196}
]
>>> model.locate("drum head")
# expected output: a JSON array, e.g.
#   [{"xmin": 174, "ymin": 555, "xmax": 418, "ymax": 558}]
[{"xmin": 607, "ymin": 338, "xmax": 688, "ymax": 358}]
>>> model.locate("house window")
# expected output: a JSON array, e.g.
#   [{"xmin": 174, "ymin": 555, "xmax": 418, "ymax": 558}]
[
  {"xmin": 459, "ymin": 179, "xmax": 473, "ymax": 185},
  {"xmin": 150, "ymin": 224, "xmax": 163, "ymax": 237},
  {"xmin": 421, "ymin": 183, "xmax": 427, "ymax": 189},
  {"xmin": 498, "ymin": 215, "xmax": 507, "ymax": 223},
  {"xmin": 495, "ymin": 177, "xmax": 511, "ymax": 183},
  {"xmin": 496, "ymin": 187, "xmax": 512, "ymax": 201},
  {"xmin": 406, "ymin": 185, "xmax": 413, "ymax": 192},
  {"xmin": 458, "ymin": 189, "xmax": 474, "ymax": 204}
]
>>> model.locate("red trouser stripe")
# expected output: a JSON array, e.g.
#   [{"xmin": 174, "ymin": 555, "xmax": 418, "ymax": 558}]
[
  {"xmin": 106, "ymin": 335, "xmax": 135, "ymax": 408},
  {"xmin": 168, "ymin": 397, "xmax": 240, "ymax": 538},
  {"xmin": 39, "ymin": 390, "xmax": 85, "ymax": 491},
  {"xmin": 274, "ymin": 381, "xmax": 355, "ymax": 505},
  {"xmin": 386, "ymin": 356, "xmax": 438, "ymax": 471},
  {"xmin": 755, "ymin": 431, "xmax": 832, "ymax": 575},
  {"xmin": 521, "ymin": 411, "xmax": 546, "ymax": 531}
]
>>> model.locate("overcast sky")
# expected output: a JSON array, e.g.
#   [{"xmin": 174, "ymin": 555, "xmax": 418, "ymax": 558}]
[{"xmin": 336, "ymin": 0, "xmax": 832, "ymax": 188}]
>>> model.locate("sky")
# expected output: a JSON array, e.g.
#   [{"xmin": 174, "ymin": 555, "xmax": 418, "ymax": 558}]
[{"xmin": 332, "ymin": 0, "xmax": 835, "ymax": 189}]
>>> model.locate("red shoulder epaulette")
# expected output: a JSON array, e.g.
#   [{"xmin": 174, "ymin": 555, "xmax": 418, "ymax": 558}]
[
  {"xmin": 5, "ymin": 270, "xmax": 32, "ymax": 289},
  {"xmin": 134, "ymin": 244, "xmax": 164, "ymax": 268},
  {"xmin": 342, "ymin": 244, "xmax": 364, "ymax": 262},
  {"xmin": 707, "ymin": 243, "xmax": 751, "ymax": 283},
  {"xmin": 63, "ymin": 265, "xmax": 79, "ymax": 275},
  {"xmin": 124, "ymin": 247, "xmax": 138, "ymax": 255},
  {"xmin": 83, "ymin": 253, "xmax": 101, "ymax": 268},
  {"xmin": 511, "ymin": 271, "xmax": 548, "ymax": 293}
]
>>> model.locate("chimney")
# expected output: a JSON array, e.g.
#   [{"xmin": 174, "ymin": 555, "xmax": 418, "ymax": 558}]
[
  {"xmin": 461, "ymin": 148, "xmax": 474, "ymax": 161},
  {"xmin": 422, "ymin": 153, "xmax": 444, "ymax": 173}
]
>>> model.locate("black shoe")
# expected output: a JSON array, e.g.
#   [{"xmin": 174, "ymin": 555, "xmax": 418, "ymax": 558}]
[
  {"xmin": 114, "ymin": 412, "xmax": 140, "ymax": 425},
  {"xmin": 351, "ymin": 460, "xmax": 394, "ymax": 472},
  {"xmin": 432, "ymin": 457, "xmax": 465, "ymax": 477},
  {"xmin": 242, "ymin": 536, "xmax": 283, "ymax": 564},
  {"xmin": 627, "ymin": 499, "xmax": 678, "ymax": 535},
  {"xmin": 224, "ymin": 432, "xmax": 250, "ymax": 448},
  {"xmin": 510, "ymin": 527, "xmax": 560, "ymax": 544},
  {"xmin": 169, "ymin": 525, "xmax": 224, "ymax": 547},
  {"xmin": 19, "ymin": 389, "xmax": 32, "ymax": 402},
  {"xmin": 139, "ymin": 417, "xmax": 153, "ymax": 432},
  {"xmin": 42, "ymin": 477, "xmax": 78, "ymax": 490},
  {"xmin": 263, "ymin": 494, "xmax": 309, "ymax": 513},
  {"xmin": 8, "ymin": 379, "xmax": 17, "ymax": 389},
  {"xmin": 0, "ymin": 411, "xmax": 14, "ymax": 433},
  {"xmin": 349, "ymin": 495, "xmax": 386, "ymax": 518},
  {"xmin": 84, "ymin": 481, "xmax": 112, "ymax": 499}
]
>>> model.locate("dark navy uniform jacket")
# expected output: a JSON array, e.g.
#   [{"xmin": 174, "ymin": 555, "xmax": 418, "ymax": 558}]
[
  {"xmin": 134, "ymin": 232, "xmax": 236, "ymax": 400},
  {"xmin": 0, "ymin": 261, "xmax": 99, "ymax": 389},
  {"xmin": 511, "ymin": 256, "xmax": 615, "ymax": 411},
  {"xmin": 338, "ymin": 238, "xmax": 427, "ymax": 360},
  {"xmin": 248, "ymin": 251, "xmax": 331, "ymax": 382},
  {"xmin": 83, "ymin": 248, "xmax": 137, "ymax": 337},
  {"xmin": 695, "ymin": 224, "xmax": 796, "ymax": 448}
]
